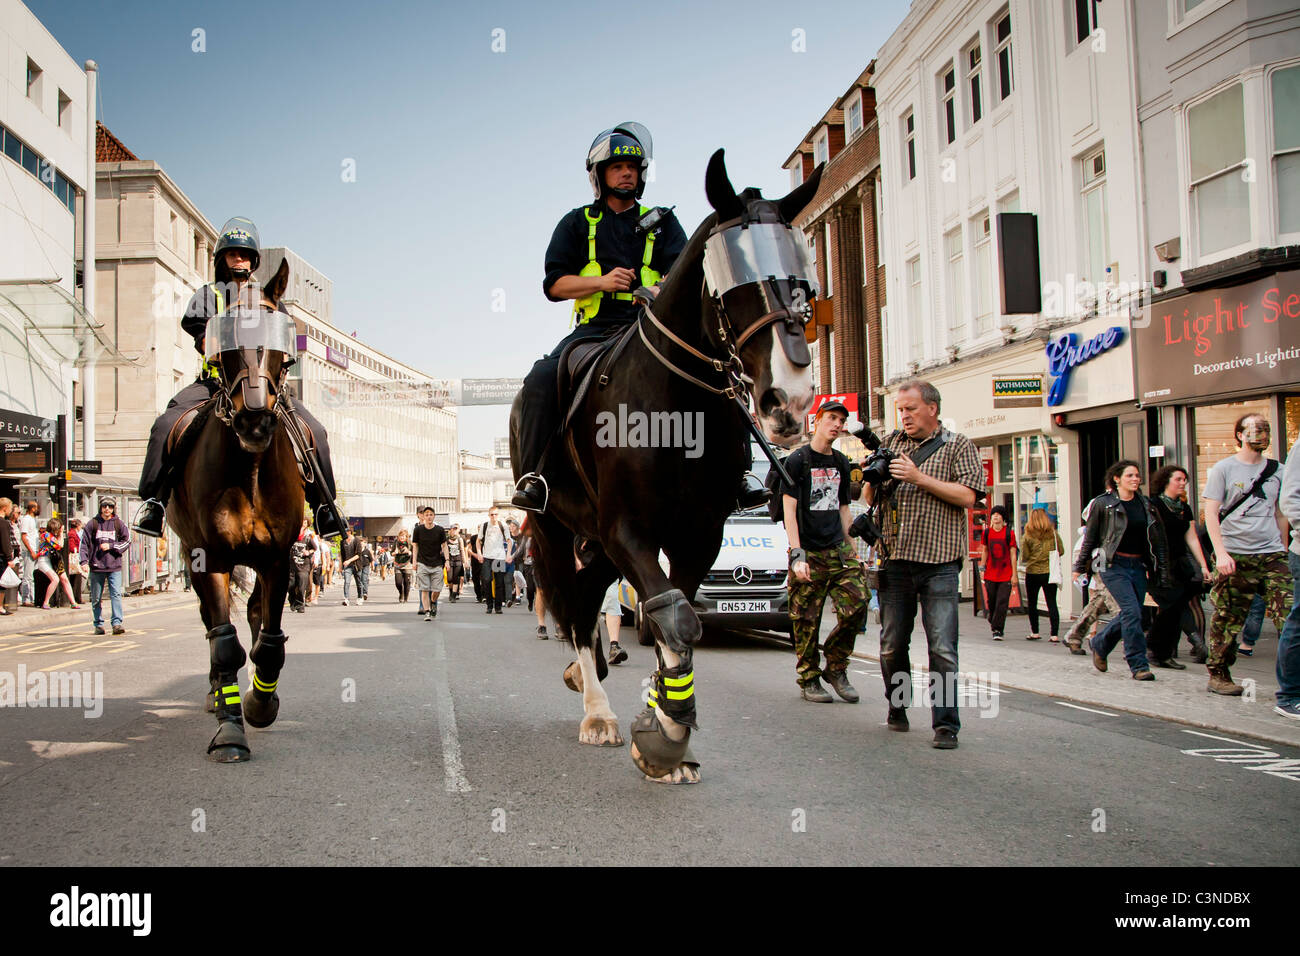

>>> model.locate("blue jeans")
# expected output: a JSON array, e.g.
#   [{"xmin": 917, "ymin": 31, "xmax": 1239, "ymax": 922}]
[
  {"xmin": 1240, "ymin": 594, "xmax": 1266, "ymax": 646},
  {"xmin": 1276, "ymin": 553, "xmax": 1300, "ymax": 705},
  {"xmin": 88, "ymin": 570, "xmax": 123, "ymax": 627},
  {"xmin": 343, "ymin": 566, "xmax": 362, "ymax": 600},
  {"xmin": 1094, "ymin": 556, "xmax": 1150, "ymax": 674},
  {"xmin": 879, "ymin": 560, "xmax": 961, "ymax": 733},
  {"xmin": 358, "ymin": 564, "xmax": 370, "ymax": 597}
]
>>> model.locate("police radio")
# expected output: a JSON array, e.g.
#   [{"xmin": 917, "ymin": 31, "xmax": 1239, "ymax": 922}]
[{"xmin": 636, "ymin": 205, "xmax": 674, "ymax": 238}]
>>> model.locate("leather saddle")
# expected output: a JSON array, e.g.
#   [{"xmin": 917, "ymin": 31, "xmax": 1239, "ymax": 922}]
[
  {"xmin": 165, "ymin": 397, "xmax": 318, "ymax": 481},
  {"xmin": 557, "ymin": 321, "xmax": 639, "ymax": 434}
]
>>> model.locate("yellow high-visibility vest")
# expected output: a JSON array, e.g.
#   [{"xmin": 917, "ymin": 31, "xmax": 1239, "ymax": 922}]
[
  {"xmin": 572, "ymin": 205, "xmax": 662, "ymax": 324},
  {"xmin": 200, "ymin": 283, "xmax": 224, "ymax": 380}
]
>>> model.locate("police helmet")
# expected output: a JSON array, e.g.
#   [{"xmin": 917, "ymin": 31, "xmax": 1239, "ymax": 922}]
[
  {"xmin": 586, "ymin": 123, "xmax": 652, "ymax": 200},
  {"xmin": 214, "ymin": 217, "xmax": 261, "ymax": 272}
]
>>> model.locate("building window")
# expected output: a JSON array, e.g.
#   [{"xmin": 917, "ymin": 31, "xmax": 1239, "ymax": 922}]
[
  {"xmin": 814, "ymin": 130, "xmax": 829, "ymax": 167},
  {"xmin": 1081, "ymin": 146, "xmax": 1110, "ymax": 284},
  {"xmin": 973, "ymin": 212, "xmax": 993, "ymax": 333},
  {"xmin": 824, "ymin": 222, "xmax": 834, "ymax": 297},
  {"xmin": 1074, "ymin": 0, "xmax": 1098, "ymax": 47},
  {"xmin": 907, "ymin": 256, "xmax": 923, "ymax": 359},
  {"xmin": 789, "ymin": 162, "xmax": 803, "ymax": 189},
  {"xmin": 994, "ymin": 11, "xmax": 1014, "ymax": 103},
  {"xmin": 903, "ymin": 109, "xmax": 916, "ymax": 181},
  {"xmin": 940, "ymin": 63, "xmax": 957, "ymax": 146},
  {"xmin": 57, "ymin": 90, "xmax": 71, "ymax": 128},
  {"xmin": 966, "ymin": 41, "xmax": 983, "ymax": 126},
  {"xmin": 26, "ymin": 58, "xmax": 42, "ymax": 102},
  {"xmin": 1272, "ymin": 64, "xmax": 1300, "ymax": 236},
  {"xmin": 946, "ymin": 228, "xmax": 965, "ymax": 340},
  {"xmin": 1188, "ymin": 83, "xmax": 1250, "ymax": 256},
  {"xmin": 847, "ymin": 94, "xmax": 863, "ymax": 139}
]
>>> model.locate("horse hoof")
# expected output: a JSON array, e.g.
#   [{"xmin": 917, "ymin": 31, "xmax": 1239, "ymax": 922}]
[
  {"xmin": 207, "ymin": 720, "xmax": 250, "ymax": 762},
  {"xmin": 578, "ymin": 715, "xmax": 624, "ymax": 747},
  {"xmin": 643, "ymin": 759, "xmax": 701, "ymax": 785},
  {"xmin": 628, "ymin": 709, "xmax": 689, "ymax": 778},
  {"xmin": 242, "ymin": 689, "xmax": 280, "ymax": 729},
  {"xmin": 563, "ymin": 661, "xmax": 582, "ymax": 693}
]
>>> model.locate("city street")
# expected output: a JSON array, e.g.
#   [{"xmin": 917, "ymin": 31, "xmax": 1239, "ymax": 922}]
[{"xmin": 2, "ymin": 584, "xmax": 1296, "ymax": 867}]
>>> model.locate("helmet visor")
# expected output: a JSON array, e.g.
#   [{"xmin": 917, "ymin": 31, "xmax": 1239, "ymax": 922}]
[
  {"xmin": 204, "ymin": 310, "xmax": 297, "ymax": 360},
  {"xmin": 702, "ymin": 223, "xmax": 819, "ymax": 296}
]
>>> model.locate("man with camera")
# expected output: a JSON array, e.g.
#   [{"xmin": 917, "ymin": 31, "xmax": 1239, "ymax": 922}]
[
  {"xmin": 783, "ymin": 401, "xmax": 869, "ymax": 703},
  {"xmin": 860, "ymin": 380, "xmax": 985, "ymax": 749}
]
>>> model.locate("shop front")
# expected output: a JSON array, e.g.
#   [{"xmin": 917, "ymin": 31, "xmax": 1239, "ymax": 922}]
[{"xmin": 1135, "ymin": 269, "xmax": 1300, "ymax": 504}]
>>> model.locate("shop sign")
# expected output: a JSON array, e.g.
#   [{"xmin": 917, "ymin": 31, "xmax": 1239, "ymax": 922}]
[
  {"xmin": 1135, "ymin": 271, "xmax": 1300, "ymax": 405},
  {"xmin": 325, "ymin": 346, "xmax": 349, "ymax": 369},
  {"xmin": 1045, "ymin": 327, "xmax": 1125, "ymax": 406},
  {"xmin": 992, "ymin": 376, "xmax": 1043, "ymax": 409}
]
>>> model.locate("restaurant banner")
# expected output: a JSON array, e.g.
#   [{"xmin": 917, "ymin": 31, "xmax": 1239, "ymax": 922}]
[{"xmin": 1135, "ymin": 271, "xmax": 1300, "ymax": 405}]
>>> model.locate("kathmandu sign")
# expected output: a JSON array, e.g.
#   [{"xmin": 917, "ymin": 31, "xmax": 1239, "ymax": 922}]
[{"xmin": 1045, "ymin": 328, "xmax": 1125, "ymax": 406}]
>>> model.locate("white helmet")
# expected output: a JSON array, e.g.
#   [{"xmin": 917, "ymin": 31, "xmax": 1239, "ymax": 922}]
[{"xmin": 585, "ymin": 122, "xmax": 653, "ymax": 200}]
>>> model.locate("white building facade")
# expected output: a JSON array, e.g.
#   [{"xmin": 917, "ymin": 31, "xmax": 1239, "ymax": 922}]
[{"xmin": 874, "ymin": 0, "xmax": 1151, "ymax": 607}]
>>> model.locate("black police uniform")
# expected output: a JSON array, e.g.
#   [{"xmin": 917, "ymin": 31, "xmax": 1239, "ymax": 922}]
[
  {"xmin": 514, "ymin": 199, "xmax": 687, "ymax": 478},
  {"xmin": 136, "ymin": 277, "xmax": 337, "ymax": 510}
]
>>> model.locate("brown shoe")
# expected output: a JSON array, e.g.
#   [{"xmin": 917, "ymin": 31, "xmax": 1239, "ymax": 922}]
[
  {"xmin": 1207, "ymin": 673, "xmax": 1244, "ymax": 696},
  {"xmin": 1090, "ymin": 641, "xmax": 1107, "ymax": 673},
  {"xmin": 1132, "ymin": 670, "xmax": 1155, "ymax": 681}
]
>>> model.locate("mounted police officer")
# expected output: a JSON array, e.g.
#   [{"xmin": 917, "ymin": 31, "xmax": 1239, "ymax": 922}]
[
  {"xmin": 507, "ymin": 125, "xmax": 683, "ymax": 513},
  {"xmin": 132, "ymin": 217, "xmax": 343, "ymax": 539}
]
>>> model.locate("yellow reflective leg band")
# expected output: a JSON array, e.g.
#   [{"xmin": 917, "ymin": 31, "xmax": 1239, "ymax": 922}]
[
  {"xmin": 252, "ymin": 673, "xmax": 277, "ymax": 694},
  {"xmin": 665, "ymin": 685, "xmax": 694, "ymax": 701},
  {"xmin": 221, "ymin": 682, "xmax": 240, "ymax": 705},
  {"xmin": 662, "ymin": 672, "xmax": 693, "ymax": 687},
  {"xmin": 648, "ymin": 687, "xmax": 658, "ymax": 708}
]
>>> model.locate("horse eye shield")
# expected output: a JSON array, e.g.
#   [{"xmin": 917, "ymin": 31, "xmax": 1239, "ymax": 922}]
[
  {"xmin": 205, "ymin": 310, "xmax": 297, "ymax": 410},
  {"xmin": 702, "ymin": 222, "xmax": 819, "ymax": 298}
]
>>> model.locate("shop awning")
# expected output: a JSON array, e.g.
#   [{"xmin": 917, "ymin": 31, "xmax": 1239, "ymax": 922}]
[{"xmin": 0, "ymin": 279, "xmax": 141, "ymax": 368}]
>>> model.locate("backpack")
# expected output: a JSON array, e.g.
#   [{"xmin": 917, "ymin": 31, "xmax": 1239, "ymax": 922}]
[{"xmin": 766, "ymin": 448, "xmax": 805, "ymax": 524}]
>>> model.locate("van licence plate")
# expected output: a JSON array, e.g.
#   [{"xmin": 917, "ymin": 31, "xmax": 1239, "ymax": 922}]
[{"xmin": 718, "ymin": 600, "xmax": 770, "ymax": 613}]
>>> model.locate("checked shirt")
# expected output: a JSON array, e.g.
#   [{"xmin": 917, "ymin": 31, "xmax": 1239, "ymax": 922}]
[{"xmin": 877, "ymin": 427, "xmax": 985, "ymax": 564}]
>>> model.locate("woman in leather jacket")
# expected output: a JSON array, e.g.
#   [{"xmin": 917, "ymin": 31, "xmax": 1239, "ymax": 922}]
[{"xmin": 1072, "ymin": 460, "xmax": 1171, "ymax": 680}]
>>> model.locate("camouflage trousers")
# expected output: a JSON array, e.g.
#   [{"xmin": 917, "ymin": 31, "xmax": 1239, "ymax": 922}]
[
  {"xmin": 789, "ymin": 540, "xmax": 869, "ymax": 685},
  {"xmin": 1207, "ymin": 551, "xmax": 1293, "ymax": 673}
]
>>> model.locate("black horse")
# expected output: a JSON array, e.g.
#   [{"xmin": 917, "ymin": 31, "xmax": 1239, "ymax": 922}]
[
  {"xmin": 510, "ymin": 150, "xmax": 822, "ymax": 783},
  {"xmin": 167, "ymin": 259, "xmax": 314, "ymax": 762}
]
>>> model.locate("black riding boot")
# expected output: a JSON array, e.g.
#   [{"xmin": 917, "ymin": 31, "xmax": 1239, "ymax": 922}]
[
  {"xmin": 132, "ymin": 499, "xmax": 167, "ymax": 538},
  {"xmin": 737, "ymin": 472, "xmax": 769, "ymax": 511},
  {"xmin": 512, "ymin": 357, "xmax": 561, "ymax": 513}
]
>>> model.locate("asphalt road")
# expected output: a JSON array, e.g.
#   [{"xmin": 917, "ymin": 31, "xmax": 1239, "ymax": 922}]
[{"xmin": 1, "ymin": 580, "xmax": 1297, "ymax": 866}]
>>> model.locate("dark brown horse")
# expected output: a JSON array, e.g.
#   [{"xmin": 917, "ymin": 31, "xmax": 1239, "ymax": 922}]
[
  {"xmin": 510, "ymin": 150, "xmax": 822, "ymax": 783},
  {"xmin": 167, "ymin": 259, "xmax": 305, "ymax": 762}
]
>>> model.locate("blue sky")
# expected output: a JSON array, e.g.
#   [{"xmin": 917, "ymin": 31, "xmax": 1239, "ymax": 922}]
[{"xmin": 26, "ymin": 0, "xmax": 909, "ymax": 453}]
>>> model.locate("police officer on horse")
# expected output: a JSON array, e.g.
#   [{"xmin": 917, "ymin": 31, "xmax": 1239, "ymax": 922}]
[
  {"xmin": 513, "ymin": 123, "xmax": 766, "ymax": 514},
  {"xmin": 132, "ymin": 217, "xmax": 343, "ymax": 539}
]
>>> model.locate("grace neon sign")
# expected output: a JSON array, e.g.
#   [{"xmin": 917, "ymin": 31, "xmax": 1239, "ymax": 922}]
[{"xmin": 1045, "ymin": 327, "xmax": 1125, "ymax": 406}]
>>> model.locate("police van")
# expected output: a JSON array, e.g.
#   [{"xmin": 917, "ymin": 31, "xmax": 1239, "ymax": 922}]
[{"xmin": 691, "ymin": 448, "xmax": 791, "ymax": 633}]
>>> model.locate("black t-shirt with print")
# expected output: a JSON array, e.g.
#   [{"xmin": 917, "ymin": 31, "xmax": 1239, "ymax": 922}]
[{"xmin": 783, "ymin": 445, "xmax": 852, "ymax": 551}]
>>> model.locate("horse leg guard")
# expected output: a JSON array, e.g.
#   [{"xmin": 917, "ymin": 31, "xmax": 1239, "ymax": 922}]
[
  {"xmin": 640, "ymin": 588, "xmax": 701, "ymax": 654},
  {"xmin": 206, "ymin": 624, "xmax": 250, "ymax": 762},
  {"xmin": 243, "ymin": 628, "xmax": 285, "ymax": 729}
]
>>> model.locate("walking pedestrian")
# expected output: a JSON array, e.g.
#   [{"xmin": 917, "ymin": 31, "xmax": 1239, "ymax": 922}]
[
  {"xmin": 1145, "ymin": 465, "xmax": 1212, "ymax": 668},
  {"xmin": 1019, "ymin": 507, "xmax": 1064, "ymax": 642},
  {"xmin": 600, "ymin": 579, "xmax": 630, "ymax": 665},
  {"xmin": 79, "ymin": 497, "xmax": 130, "ymax": 635},
  {"xmin": 866, "ymin": 381, "xmax": 985, "ymax": 749},
  {"xmin": 470, "ymin": 507, "xmax": 512, "ymax": 614},
  {"xmin": 288, "ymin": 518, "xmax": 314, "ymax": 613},
  {"xmin": 18, "ymin": 499, "xmax": 40, "ymax": 607},
  {"xmin": 1072, "ymin": 461, "xmax": 1172, "ymax": 681},
  {"xmin": 412, "ymin": 507, "xmax": 448, "ymax": 622},
  {"xmin": 468, "ymin": 528, "xmax": 484, "ymax": 602},
  {"xmin": 515, "ymin": 518, "xmax": 538, "ymax": 611},
  {"xmin": 340, "ymin": 528, "xmax": 363, "ymax": 606},
  {"xmin": 357, "ymin": 537, "xmax": 374, "ymax": 602},
  {"xmin": 35, "ymin": 518, "xmax": 80, "ymax": 609},
  {"xmin": 1202, "ymin": 413, "xmax": 1291, "ymax": 696},
  {"xmin": 393, "ymin": 529, "xmax": 413, "ymax": 603},
  {"xmin": 445, "ymin": 524, "xmax": 465, "ymax": 602},
  {"xmin": 0, "ymin": 498, "xmax": 19, "ymax": 614},
  {"xmin": 66, "ymin": 518, "xmax": 85, "ymax": 604},
  {"xmin": 978, "ymin": 505, "xmax": 1017, "ymax": 640},
  {"xmin": 782, "ymin": 400, "xmax": 868, "ymax": 704},
  {"xmin": 4, "ymin": 506, "xmax": 21, "ymax": 613},
  {"xmin": 1273, "ymin": 435, "xmax": 1300, "ymax": 720}
]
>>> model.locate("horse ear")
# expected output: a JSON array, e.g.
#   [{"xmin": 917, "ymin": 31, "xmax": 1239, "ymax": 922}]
[
  {"xmin": 705, "ymin": 149, "xmax": 743, "ymax": 222},
  {"xmin": 778, "ymin": 162, "xmax": 824, "ymax": 223},
  {"xmin": 265, "ymin": 257, "xmax": 290, "ymax": 307}
]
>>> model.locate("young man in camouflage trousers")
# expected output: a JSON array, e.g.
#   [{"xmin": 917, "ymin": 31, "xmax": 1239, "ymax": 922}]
[
  {"xmin": 1202, "ymin": 413, "xmax": 1292, "ymax": 696},
  {"xmin": 783, "ymin": 401, "xmax": 869, "ymax": 704}
]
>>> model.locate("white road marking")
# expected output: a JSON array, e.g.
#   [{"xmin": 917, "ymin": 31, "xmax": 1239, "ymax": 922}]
[
  {"xmin": 1179, "ymin": 729, "xmax": 1300, "ymax": 782},
  {"xmin": 430, "ymin": 632, "xmax": 471, "ymax": 793},
  {"xmin": 1055, "ymin": 701, "xmax": 1118, "ymax": 717}
]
